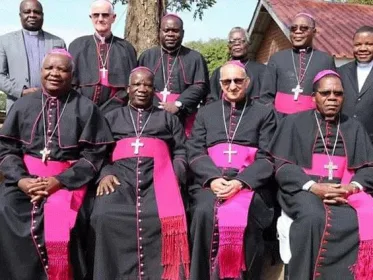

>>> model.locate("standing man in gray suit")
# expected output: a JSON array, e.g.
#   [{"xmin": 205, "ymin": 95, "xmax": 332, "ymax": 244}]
[
  {"xmin": 339, "ymin": 26, "xmax": 373, "ymax": 143},
  {"xmin": 0, "ymin": 0, "xmax": 65, "ymax": 113}
]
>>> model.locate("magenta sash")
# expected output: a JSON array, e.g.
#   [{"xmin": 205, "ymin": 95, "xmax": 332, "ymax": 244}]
[
  {"xmin": 207, "ymin": 143, "xmax": 257, "ymax": 278},
  {"xmin": 155, "ymin": 91, "xmax": 195, "ymax": 138},
  {"xmin": 302, "ymin": 153, "xmax": 373, "ymax": 279},
  {"xmin": 112, "ymin": 137, "xmax": 189, "ymax": 279},
  {"xmin": 274, "ymin": 91, "xmax": 315, "ymax": 114},
  {"xmin": 23, "ymin": 155, "xmax": 87, "ymax": 280}
]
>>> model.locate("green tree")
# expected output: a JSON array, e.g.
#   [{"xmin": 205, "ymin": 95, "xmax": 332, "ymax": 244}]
[
  {"xmin": 185, "ymin": 38, "xmax": 228, "ymax": 75},
  {"xmin": 112, "ymin": 0, "xmax": 217, "ymax": 54},
  {"xmin": 348, "ymin": 0, "xmax": 373, "ymax": 3}
]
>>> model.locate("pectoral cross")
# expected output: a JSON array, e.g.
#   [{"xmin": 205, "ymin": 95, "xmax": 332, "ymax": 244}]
[
  {"xmin": 292, "ymin": 84, "xmax": 303, "ymax": 101},
  {"xmin": 160, "ymin": 87, "xmax": 171, "ymax": 102},
  {"xmin": 131, "ymin": 138, "xmax": 144, "ymax": 155},
  {"xmin": 223, "ymin": 143, "xmax": 237, "ymax": 163},
  {"xmin": 100, "ymin": 67, "xmax": 108, "ymax": 79},
  {"xmin": 40, "ymin": 147, "xmax": 51, "ymax": 163},
  {"xmin": 324, "ymin": 161, "xmax": 338, "ymax": 180}
]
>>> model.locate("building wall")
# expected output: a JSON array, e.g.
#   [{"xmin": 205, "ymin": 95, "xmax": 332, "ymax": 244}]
[{"xmin": 255, "ymin": 19, "xmax": 292, "ymax": 64}]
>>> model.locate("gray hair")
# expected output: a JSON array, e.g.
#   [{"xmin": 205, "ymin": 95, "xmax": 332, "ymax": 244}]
[
  {"xmin": 41, "ymin": 53, "xmax": 75, "ymax": 72},
  {"xmin": 228, "ymin": 27, "xmax": 250, "ymax": 42},
  {"xmin": 90, "ymin": 0, "xmax": 115, "ymax": 15}
]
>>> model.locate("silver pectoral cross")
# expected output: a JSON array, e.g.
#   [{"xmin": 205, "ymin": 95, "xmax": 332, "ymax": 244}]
[
  {"xmin": 292, "ymin": 84, "xmax": 303, "ymax": 101},
  {"xmin": 324, "ymin": 161, "xmax": 338, "ymax": 180},
  {"xmin": 223, "ymin": 143, "xmax": 237, "ymax": 164},
  {"xmin": 131, "ymin": 138, "xmax": 144, "ymax": 155},
  {"xmin": 40, "ymin": 147, "xmax": 51, "ymax": 163},
  {"xmin": 160, "ymin": 87, "xmax": 171, "ymax": 102},
  {"xmin": 100, "ymin": 67, "xmax": 108, "ymax": 79}
]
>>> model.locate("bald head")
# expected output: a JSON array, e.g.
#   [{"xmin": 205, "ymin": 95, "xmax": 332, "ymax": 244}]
[
  {"xmin": 20, "ymin": 0, "xmax": 42, "ymax": 12},
  {"xmin": 220, "ymin": 62, "xmax": 249, "ymax": 102},
  {"xmin": 19, "ymin": 0, "xmax": 43, "ymax": 31},
  {"xmin": 90, "ymin": 0, "xmax": 114, "ymax": 15}
]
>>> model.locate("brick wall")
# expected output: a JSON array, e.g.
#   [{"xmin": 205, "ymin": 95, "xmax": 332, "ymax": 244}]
[{"xmin": 256, "ymin": 19, "xmax": 292, "ymax": 64}]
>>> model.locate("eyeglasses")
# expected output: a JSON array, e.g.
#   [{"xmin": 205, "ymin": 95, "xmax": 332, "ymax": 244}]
[
  {"xmin": 220, "ymin": 78, "xmax": 247, "ymax": 87},
  {"xmin": 90, "ymin": 13, "xmax": 111, "ymax": 19},
  {"xmin": 228, "ymin": 39, "xmax": 247, "ymax": 45},
  {"xmin": 290, "ymin": 25, "xmax": 314, "ymax": 32},
  {"xmin": 316, "ymin": 90, "xmax": 344, "ymax": 97}
]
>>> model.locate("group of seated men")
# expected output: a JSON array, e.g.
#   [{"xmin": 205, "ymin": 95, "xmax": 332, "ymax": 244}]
[{"xmin": 1, "ymin": 1, "xmax": 373, "ymax": 280}]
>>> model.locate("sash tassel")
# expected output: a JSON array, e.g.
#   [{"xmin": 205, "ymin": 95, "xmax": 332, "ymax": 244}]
[{"xmin": 161, "ymin": 215, "xmax": 190, "ymax": 280}]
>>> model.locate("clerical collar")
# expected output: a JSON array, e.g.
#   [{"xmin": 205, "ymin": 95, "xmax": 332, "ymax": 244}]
[
  {"xmin": 357, "ymin": 60, "xmax": 373, "ymax": 69},
  {"xmin": 23, "ymin": 29, "xmax": 41, "ymax": 36},
  {"xmin": 129, "ymin": 103, "xmax": 153, "ymax": 112},
  {"xmin": 315, "ymin": 110, "xmax": 340, "ymax": 124},
  {"xmin": 223, "ymin": 96, "xmax": 248, "ymax": 110},
  {"xmin": 42, "ymin": 90, "xmax": 71, "ymax": 101},
  {"xmin": 161, "ymin": 45, "xmax": 182, "ymax": 55},
  {"xmin": 292, "ymin": 46, "xmax": 313, "ymax": 53},
  {"xmin": 94, "ymin": 32, "xmax": 113, "ymax": 44}
]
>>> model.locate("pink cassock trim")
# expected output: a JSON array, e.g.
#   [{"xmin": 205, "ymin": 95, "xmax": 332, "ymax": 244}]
[
  {"xmin": 207, "ymin": 143, "xmax": 257, "ymax": 278},
  {"xmin": 23, "ymin": 155, "xmax": 86, "ymax": 280},
  {"xmin": 274, "ymin": 91, "xmax": 315, "ymax": 114}
]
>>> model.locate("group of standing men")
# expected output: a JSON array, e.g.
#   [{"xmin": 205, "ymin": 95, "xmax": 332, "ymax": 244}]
[{"xmin": 1, "ymin": 0, "xmax": 373, "ymax": 280}]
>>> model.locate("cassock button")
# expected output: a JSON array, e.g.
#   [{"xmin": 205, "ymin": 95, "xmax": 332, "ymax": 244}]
[
  {"xmin": 139, "ymin": 237, "xmax": 143, "ymax": 240},
  {"xmin": 43, "ymin": 258, "xmax": 46, "ymax": 262},
  {"xmin": 141, "ymin": 272, "xmax": 144, "ymax": 275},
  {"xmin": 138, "ymin": 202, "xmax": 141, "ymax": 206},
  {"xmin": 45, "ymin": 265, "xmax": 48, "ymax": 270},
  {"xmin": 139, "ymin": 228, "xmax": 143, "ymax": 231},
  {"xmin": 139, "ymin": 219, "xmax": 142, "ymax": 222},
  {"xmin": 140, "ymin": 254, "xmax": 144, "ymax": 258},
  {"xmin": 353, "ymin": 114, "xmax": 357, "ymax": 118},
  {"xmin": 141, "ymin": 263, "xmax": 144, "ymax": 267},
  {"xmin": 140, "ymin": 246, "xmax": 143, "ymax": 249},
  {"xmin": 358, "ymin": 98, "xmax": 361, "ymax": 101},
  {"xmin": 38, "ymin": 244, "xmax": 42, "ymax": 248},
  {"xmin": 34, "ymin": 235, "xmax": 38, "ymax": 239},
  {"xmin": 41, "ymin": 251, "xmax": 44, "ymax": 255},
  {"xmin": 139, "ymin": 180, "xmax": 142, "ymax": 183}
]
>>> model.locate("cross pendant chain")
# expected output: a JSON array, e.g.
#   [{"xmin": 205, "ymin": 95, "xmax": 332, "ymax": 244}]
[
  {"xmin": 223, "ymin": 143, "xmax": 237, "ymax": 163},
  {"xmin": 131, "ymin": 138, "xmax": 144, "ymax": 155},
  {"xmin": 100, "ymin": 67, "xmax": 108, "ymax": 79},
  {"xmin": 160, "ymin": 87, "xmax": 171, "ymax": 102},
  {"xmin": 324, "ymin": 161, "xmax": 338, "ymax": 180},
  {"xmin": 40, "ymin": 147, "xmax": 51, "ymax": 163},
  {"xmin": 292, "ymin": 84, "xmax": 303, "ymax": 101}
]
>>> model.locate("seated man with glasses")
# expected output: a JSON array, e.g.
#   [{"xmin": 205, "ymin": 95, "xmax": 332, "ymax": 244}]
[
  {"xmin": 68, "ymin": 0, "xmax": 137, "ymax": 113},
  {"xmin": 208, "ymin": 27, "xmax": 267, "ymax": 103},
  {"xmin": 270, "ymin": 70, "xmax": 373, "ymax": 279},
  {"xmin": 187, "ymin": 60, "xmax": 276, "ymax": 279},
  {"xmin": 260, "ymin": 13, "xmax": 336, "ymax": 118}
]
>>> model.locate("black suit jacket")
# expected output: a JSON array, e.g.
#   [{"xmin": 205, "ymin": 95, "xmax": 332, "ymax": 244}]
[{"xmin": 339, "ymin": 60, "xmax": 373, "ymax": 142}]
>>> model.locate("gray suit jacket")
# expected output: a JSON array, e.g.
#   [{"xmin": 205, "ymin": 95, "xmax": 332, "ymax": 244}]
[{"xmin": 0, "ymin": 29, "xmax": 65, "ymax": 113}]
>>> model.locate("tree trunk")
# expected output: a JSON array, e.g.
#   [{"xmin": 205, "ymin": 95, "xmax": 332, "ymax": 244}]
[{"xmin": 124, "ymin": 0, "xmax": 166, "ymax": 55}]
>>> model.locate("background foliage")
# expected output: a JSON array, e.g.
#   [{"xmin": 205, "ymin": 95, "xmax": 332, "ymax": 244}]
[{"xmin": 185, "ymin": 38, "xmax": 228, "ymax": 75}]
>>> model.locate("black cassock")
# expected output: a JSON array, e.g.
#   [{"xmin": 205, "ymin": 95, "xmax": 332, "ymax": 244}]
[
  {"xmin": 0, "ymin": 90, "xmax": 112, "ymax": 280},
  {"xmin": 138, "ymin": 46, "xmax": 209, "ymax": 123},
  {"xmin": 186, "ymin": 98, "xmax": 276, "ymax": 279},
  {"xmin": 89, "ymin": 105, "xmax": 188, "ymax": 280},
  {"xmin": 68, "ymin": 34, "xmax": 137, "ymax": 113},
  {"xmin": 259, "ymin": 48, "xmax": 335, "ymax": 117},
  {"xmin": 269, "ymin": 110, "xmax": 373, "ymax": 280},
  {"xmin": 207, "ymin": 60, "xmax": 266, "ymax": 103}
]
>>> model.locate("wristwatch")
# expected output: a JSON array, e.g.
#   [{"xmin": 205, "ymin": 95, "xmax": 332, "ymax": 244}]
[{"xmin": 174, "ymin": 101, "xmax": 183, "ymax": 108}]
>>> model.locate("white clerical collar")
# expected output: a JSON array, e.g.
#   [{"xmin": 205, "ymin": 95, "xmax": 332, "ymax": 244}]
[
  {"xmin": 357, "ymin": 60, "xmax": 373, "ymax": 69},
  {"xmin": 23, "ymin": 29, "xmax": 40, "ymax": 36}
]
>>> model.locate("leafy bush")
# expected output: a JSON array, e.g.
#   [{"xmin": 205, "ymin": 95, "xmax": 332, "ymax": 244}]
[{"xmin": 185, "ymin": 38, "xmax": 229, "ymax": 76}]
